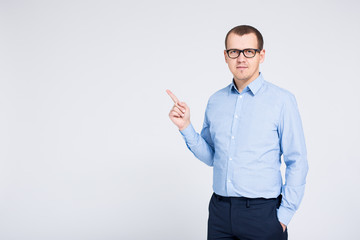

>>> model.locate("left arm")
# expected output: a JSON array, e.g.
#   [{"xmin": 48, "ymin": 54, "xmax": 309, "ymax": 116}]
[{"xmin": 277, "ymin": 93, "xmax": 309, "ymax": 227}]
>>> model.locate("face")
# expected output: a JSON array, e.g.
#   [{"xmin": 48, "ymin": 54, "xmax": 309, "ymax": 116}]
[{"xmin": 224, "ymin": 33, "xmax": 265, "ymax": 83}]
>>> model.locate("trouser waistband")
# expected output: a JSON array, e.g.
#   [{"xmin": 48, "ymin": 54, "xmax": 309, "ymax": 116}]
[{"xmin": 213, "ymin": 192, "xmax": 282, "ymax": 208}]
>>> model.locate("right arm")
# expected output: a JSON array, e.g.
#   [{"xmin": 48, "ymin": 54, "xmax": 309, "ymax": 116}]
[
  {"xmin": 179, "ymin": 110, "xmax": 215, "ymax": 166},
  {"xmin": 166, "ymin": 89, "xmax": 215, "ymax": 166}
]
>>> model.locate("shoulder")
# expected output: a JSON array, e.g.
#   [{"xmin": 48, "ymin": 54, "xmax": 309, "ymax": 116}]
[
  {"xmin": 207, "ymin": 84, "xmax": 232, "ymax": 103},
  {"xmin": 263, "ymin": 80, "xmax": 297, "ymax": 104},
  {"xmin": 264, "ymin": 81, "xmax": 294, "ymax": 97}
]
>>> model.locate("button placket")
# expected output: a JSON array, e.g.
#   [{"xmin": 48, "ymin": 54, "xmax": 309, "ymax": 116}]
[{"xmin": 226, "ymin": 93, "xmax": 244, "ymax": 195}]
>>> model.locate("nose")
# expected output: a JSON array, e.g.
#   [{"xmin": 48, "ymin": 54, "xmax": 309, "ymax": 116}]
[{"xmin": 237, "ymin": 51, "xmax": 246, "ymax": 62}]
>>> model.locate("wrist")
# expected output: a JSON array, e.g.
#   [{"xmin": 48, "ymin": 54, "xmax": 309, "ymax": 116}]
[{"xmin": 179, "ymin": 122, "xmax": 191, "ymax": 131}]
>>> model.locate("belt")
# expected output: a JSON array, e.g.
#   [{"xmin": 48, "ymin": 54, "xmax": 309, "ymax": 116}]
[{"xmin": 213, "ymin": 192, "xmax": 282, "ymax": 208}]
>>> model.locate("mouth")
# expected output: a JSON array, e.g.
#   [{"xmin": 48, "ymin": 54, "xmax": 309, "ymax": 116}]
[{"xmin": 236, "ymin": 66, "xmax": 247, "ymax": 70}]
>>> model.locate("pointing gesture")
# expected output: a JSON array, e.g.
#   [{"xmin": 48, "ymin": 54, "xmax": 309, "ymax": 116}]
[{"xmin": 166, "ymin": 89, "xmax": 191, "ymax": 131}]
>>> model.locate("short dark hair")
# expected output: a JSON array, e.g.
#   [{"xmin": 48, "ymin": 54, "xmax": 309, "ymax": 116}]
[{"xmin": 225, "ymin": 25, "xmax": 264, "ymax": 50}]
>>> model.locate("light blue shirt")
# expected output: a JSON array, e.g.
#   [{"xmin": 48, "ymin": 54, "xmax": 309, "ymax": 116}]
[{"xmin": 179, "ymin": 73, "xmax": 308, "ymax": 226}]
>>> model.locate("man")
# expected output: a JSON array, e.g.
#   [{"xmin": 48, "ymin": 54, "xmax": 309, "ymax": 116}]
[{"xmin": 166, "ymin": 25, "xmax": 308, "ymax": 240}]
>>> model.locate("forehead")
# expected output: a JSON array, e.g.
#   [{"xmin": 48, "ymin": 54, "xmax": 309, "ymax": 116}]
[{"xmin": 227, "ymin": 33, "xmax": 258, "ymax": 49}]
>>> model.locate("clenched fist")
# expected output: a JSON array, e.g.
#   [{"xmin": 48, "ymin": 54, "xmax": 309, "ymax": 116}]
[{"xmin": 166, "ymin": 89, "xmax": 191, "ymax": 131}]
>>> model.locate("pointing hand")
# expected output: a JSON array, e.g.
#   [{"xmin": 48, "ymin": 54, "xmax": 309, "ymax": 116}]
[{"xmin": 166, "ymin": 89, "xmax": 191, "ymax": 131}]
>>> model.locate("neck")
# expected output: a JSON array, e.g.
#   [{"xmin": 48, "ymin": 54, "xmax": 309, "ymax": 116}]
[{"xmin": 234, "ymin": 72, "xmax": 260, "ymax": 93}]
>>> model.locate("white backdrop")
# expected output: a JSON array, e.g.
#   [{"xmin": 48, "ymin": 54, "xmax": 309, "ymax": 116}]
[{"xmin": 0, "ymin": 0, "xmax": 359, "ymax": 239}]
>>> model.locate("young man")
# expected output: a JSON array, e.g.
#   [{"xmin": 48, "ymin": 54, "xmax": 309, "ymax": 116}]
[{"xmin": 167, "ymin": 25, "xmax": 308, "ymax": 240}]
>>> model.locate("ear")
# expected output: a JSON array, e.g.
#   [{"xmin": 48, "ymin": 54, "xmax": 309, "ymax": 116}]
[
  {"xmin": 259, "ymin": 49, "xmax": 265, "ymax": 64},
  {"xmin": 224, "ymin": 50, "xmax": 228, "ymax": 63}
]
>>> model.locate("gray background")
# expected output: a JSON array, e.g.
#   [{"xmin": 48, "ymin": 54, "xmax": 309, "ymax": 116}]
[{"xmin": 0, "ymin": 0, "xmax": 359, "ymax": 239}]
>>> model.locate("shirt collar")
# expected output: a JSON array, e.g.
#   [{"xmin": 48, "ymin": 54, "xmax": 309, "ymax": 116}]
[{"xmin": 228, "ymin": 72, "xmax": 265, "ymax": 96}]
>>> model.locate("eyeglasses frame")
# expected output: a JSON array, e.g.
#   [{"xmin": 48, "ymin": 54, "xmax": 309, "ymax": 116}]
[{"xmin": 225, "ymin": 48, "xmax": 261, "ymax": 59}]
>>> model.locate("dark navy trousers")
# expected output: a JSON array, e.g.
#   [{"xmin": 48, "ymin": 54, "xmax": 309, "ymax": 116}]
[{"xmin": 208, "ymin": 193, "xmax": 288, "ymax": 240}]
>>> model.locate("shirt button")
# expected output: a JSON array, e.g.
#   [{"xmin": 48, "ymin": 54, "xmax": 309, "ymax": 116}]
[
  {"xmin": 229, "ymin": 157, "xmax": 232, "ymax": 161},
  {"xmin": 231, "ymin": 136, "xmax": 234, "ymax": 139},
  {"xmin": 227, "ymin": 180, "xmax": 231, "ymax": 183},
  {"xmin": 240, "ymin": 95, "xmax": 243, "ymax": 98},
  {"xmin": 235, "ymin": 115, "xmax": 238, "ymax": 118}
]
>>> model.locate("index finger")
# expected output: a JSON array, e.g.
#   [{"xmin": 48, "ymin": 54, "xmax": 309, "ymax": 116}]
[{"xmin": 166, "ymin": 89, "xmax": 180, "ymax": 104}]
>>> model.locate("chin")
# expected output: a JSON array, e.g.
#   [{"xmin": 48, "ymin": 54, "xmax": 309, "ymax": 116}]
[{"xmin": 235, "ymin": 75, "xmax": 250, "ymax": 81}]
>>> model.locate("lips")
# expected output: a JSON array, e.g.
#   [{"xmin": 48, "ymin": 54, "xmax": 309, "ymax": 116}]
[{"xmin": 236, "ymin": 66, "xmax": 247, "ymax": 69}]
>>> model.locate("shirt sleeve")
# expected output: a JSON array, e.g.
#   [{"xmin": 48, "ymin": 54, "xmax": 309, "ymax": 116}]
[
  {"xmin": 179, "ymin": 101, "xmax": 215, "ymax": 166},
  {"xmin": 277, "ymin": 93, "xmax": 309, "ymax": 226}
]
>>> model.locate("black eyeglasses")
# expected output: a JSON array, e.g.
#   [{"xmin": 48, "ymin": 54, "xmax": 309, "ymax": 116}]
[{"xmin": 226, "ymin": 48, "xmax": 261, "ymax": 59}]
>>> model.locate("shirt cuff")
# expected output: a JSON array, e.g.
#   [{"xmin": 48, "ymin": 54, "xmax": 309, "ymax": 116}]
[
  {"xmin": 179, "ymin": 123, "xmax": 198, "ymax": 146},
  {"xmin": 277, "ymin": 205, "xmax": 295, "ymax": 226}
]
